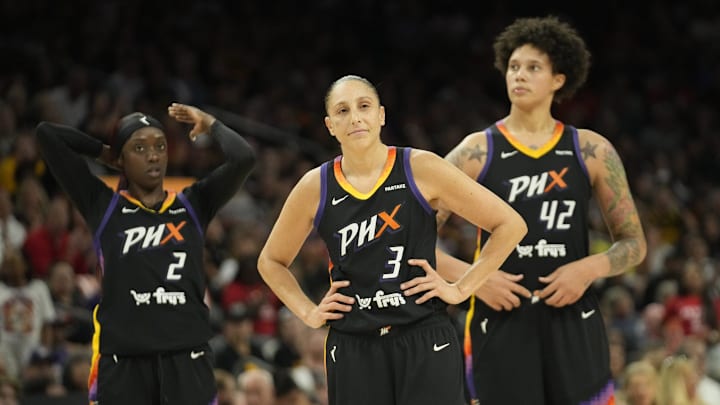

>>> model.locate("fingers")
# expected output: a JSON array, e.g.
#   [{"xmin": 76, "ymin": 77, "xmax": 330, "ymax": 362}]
[
  {"xmin": 320, "ymin": 299, "xmax": 353, "ymax": 313},
  {"xmin": 188, "ymin": 127, "xmax": 201, "ymax": 142},
  {"xmin": 501, "ymin": 272, "xmax": 524, "ymax": 281},
  {"xmin": 329, "ymin": 280, "xmax": 350, "ymax": 293},
  {"xmin": 407, "ymin": 258, "xmax": 433, "ymax": 273},
  {"xmin": 321, "ymin": 280, "xmax": 354, "ymax": 312},
  {"xmin": 478, "ymin": 293, "xmax": 519, "ymax": 311},
  {"xmin": 504, "ymin": 279, "xmax": 532, "ymax": 298},
  {"xmin": 167, "ymin": 103, "xmax": 197, "ymax": 124},
  {"xmin": 401, "ymin": 278, "xmax": 432, "ymax": 298},
  {"xmin": 544, "ymin": 293, "xmax": 565, "ymax": 307},
  {"xmin": 402, "ymin": 259, "xmax": 439, "ymax": 297},
  {"xmin": 415, "ymin": 290, "xmax": 437, "ymax": 305},
  {"xmin": 400, "ymin": 276, "xmax": 426, "ymax": 291}
]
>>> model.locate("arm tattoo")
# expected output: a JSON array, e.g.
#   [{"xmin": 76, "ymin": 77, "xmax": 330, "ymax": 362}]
[
  {"xmin": 439, "ymin": 142, "xmax": 486, "ymax": 231},
  {"xmin": 445, "ymin": 143, "xmax": 486, "ymax": 168},
  {"xmin": 581, "ymin": 141, "xmax": 598, "ymax": 160},
  {"xmin": 603, "ymin": 145, "xmax": 627, "ymax": 214},
  {"xmin": 464, "ymin": 144, "xmax": 487, "ymax": 164},
  {"xmin": 601, "ymin": 144, "xmax": 645, "ymax": 276}
]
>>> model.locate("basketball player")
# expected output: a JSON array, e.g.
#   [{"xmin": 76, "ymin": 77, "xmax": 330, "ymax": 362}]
[
  {"xmin": 421, "ymin": 16, "xmax": 647, "ymax": 405},
  {"xmin": 35, "ymin": 103, "xmax": 256, "ymax": 405},
  {"xmin": 257, "ymin": 75, "xmax": 527, "ymax": 405}
]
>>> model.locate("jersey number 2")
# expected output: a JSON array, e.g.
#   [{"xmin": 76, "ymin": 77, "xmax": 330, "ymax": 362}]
[{"xmin": 167, "ymin": 252, "xmax": 187, "ymax": 280}]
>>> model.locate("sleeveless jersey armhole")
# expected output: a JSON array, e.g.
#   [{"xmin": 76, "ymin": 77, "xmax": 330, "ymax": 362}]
[
  {"xmin": 313, "ymin": 161, "xmax": 330, "ymax": 230},
  {"xmin": 402, "ymin": 147, "xmax": 434, "ymax": 215},
  {"xmin": 93, "ymin": 192, "xmax": 120, "ymax": 276},
  {"xmin": 570, "ymin": 126, "xmax": 592, "ymax": 188},
  {"xmin": 476, "ymin": 128, "xmax": 494, "ymax": 183},
  {"xmin": 176, "ymin": 191, "xmax": 203, "ymax": 237}
]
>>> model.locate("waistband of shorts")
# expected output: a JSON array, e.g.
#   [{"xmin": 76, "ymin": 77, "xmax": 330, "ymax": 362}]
[
  {"xmin": 105, "ymin": 342, "xmax": 209, "ymax": 360},
  {"xmin": 331, "ymin": 312, "xmax": 451, "ymax": 338}
]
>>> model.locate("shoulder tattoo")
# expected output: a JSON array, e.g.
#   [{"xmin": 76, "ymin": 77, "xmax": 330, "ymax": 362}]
[
  {"xmin": 447, "ymin": 143, "xmax": 486, "ymax": 169},
  {"xmin": 581, "ymin": 141, "xmax": 598, "ymax": 160}
]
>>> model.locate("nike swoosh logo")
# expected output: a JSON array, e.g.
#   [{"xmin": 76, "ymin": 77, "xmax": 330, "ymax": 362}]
[
  {"xmin": 433, "ymin": 343, "xmax": 450, "ymax": 352},
  {"xmin": 122, "ymin": 207, "xmax": 139, "ymax": 214},
  {"xmin": 330, "ymin": 346, "xmax": 337, "ymax": 363},
  {"xmin": 581, "ymin": 310, "xmax": 595, "ymax": 319},
  {"xmin": 480, "ymin": 318, "xmax": 488, "ymax": 334},
  {"xmin": 190, "ymin": 350, "xmax": 205, "ymax": 359},
  {"xmin": 500, "ymin": 150, "xmax": 518, "ymax": 159},
  {"xmin": 331, "ymin": 195, "xmax": 349, "ymax": 205}
]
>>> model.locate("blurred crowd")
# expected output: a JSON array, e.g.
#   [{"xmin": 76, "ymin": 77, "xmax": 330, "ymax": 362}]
[{"xmin": 1, "ymin": 1, "xmax": 719, "ymax": 404}]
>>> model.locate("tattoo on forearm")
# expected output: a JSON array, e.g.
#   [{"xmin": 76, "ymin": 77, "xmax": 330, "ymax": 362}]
[
  {"xmin": 606, "ymin": 239, "xmax": 643, "ymax": 277},
  {"xmin": 604, "ymin": 145, "xmax": 628, "ymax": 215},
  {"xmin": 602, "ymin": 143, "xmax": 645, "ymax": 276}
]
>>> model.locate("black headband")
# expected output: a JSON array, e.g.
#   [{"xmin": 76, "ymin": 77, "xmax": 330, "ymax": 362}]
[{"xmin": 113, "ymin": 112, "xmax": 164, "ymax": 152}]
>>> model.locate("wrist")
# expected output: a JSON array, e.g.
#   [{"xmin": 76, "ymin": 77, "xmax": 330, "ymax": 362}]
[
  {"xmin": 453, "ymin": 282, "xmax": 470, "ymax": 302},
  {"xmin": 205, "ymin": 116, "xmax": 218, "ymax": 132}
]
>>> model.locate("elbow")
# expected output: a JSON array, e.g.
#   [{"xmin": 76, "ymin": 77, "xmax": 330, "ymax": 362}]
[
  {"xmin": 634, "ymin": 233, "xmax": 648, "ymax": 266},
  {"xmin": 256, "ymin": 253, "xmax": 269, "ymax": 281},
  {"xmin": 513, "ymin": 212, "xmax": 528, "ymax": 242},
  {"xmin": 245, "ymin": 147, "xmax": 258, "ymax": 170},
  {"xmin": 256, "ymin": 250, "xmax": 277, "ymax": 284},
  {"xmin": 234, "ymin": 145, "xmax": 257, "ymax": 174},
  {"xmin": 35, "ymin": 122, "xmax": 50, "ymax": 137}
]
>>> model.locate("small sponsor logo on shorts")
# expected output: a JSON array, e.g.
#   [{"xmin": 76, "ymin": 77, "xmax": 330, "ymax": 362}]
[
  {"xmin": 433, "ymin": 343, "xmax": 450, "ymax": 352},
  {"xmin": 480, "ymin": 318, "xmax": 488, "ymax": 334},
  {"xmin": 330, "ymin": 346, "xmax": 337, "ymax": 362},
  {"xmin": 190, "ymin": 350, "xmax": 205, "ymax": 359},
  {"xmin": 379, "ymin": 326, "xmax": 392, "ymax": 336},
  {"xmin": 581, "ymin": 310, "xmax": 595, "ymax": 319}
]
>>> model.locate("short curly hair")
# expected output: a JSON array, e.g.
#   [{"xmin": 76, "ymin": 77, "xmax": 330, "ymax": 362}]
[{"xmin": 493, "ymin": 16, "xmax": 591, "ymax": 102}]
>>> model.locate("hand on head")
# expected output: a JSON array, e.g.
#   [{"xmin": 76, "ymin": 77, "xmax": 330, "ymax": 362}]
[{"xmin": 167, "ymin": 103, "xmax": 216, "ymax": 141}]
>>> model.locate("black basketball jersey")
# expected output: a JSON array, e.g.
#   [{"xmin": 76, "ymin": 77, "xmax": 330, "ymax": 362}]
[
  {"xmin": 92, "ymin": 190, "xmax": 210, "ymax": 355},
  {"xmin": 478, "ymin": 121, "xmax": 591, "ymax": 292},
  {"xmin": 35, "ymin": 120, "xmax": 255, "ymax": 357},
  {"xmin": 315, "ymin": 147, "xmax": 445, "ymax": 333}
]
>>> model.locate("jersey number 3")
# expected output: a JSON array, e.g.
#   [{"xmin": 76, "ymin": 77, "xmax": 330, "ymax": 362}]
[{"xmin": 382, "ymin": 245, "xmax": 404, "ymax": 280}]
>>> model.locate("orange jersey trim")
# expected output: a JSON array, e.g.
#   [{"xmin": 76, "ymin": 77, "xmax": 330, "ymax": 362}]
[
  {"xmin": 496, "ymin": 121, "xmax": 564, "ymax": 159},
  {"xmin": 119, "ymin": 190, "xmax": 177, "ymax": 214},
  {"xmin": 333, "ymin": 146, "xmax": 397, "ymax": 200}
]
